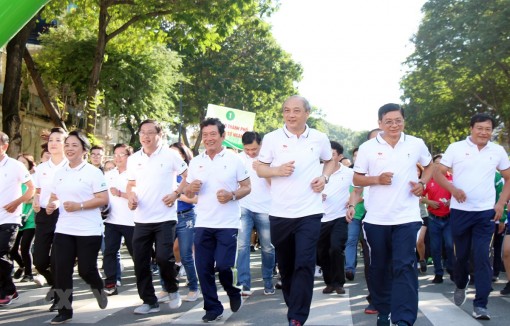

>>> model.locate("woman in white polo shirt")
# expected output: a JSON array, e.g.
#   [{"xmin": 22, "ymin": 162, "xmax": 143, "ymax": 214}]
[{"xmin": 46, "ymin": 130, "xmax": 109, "ymax": 324}]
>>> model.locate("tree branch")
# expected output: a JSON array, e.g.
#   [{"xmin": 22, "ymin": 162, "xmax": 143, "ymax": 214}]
[{"xmin": 106, "ymin": 10, "xmax": 174, "ymax": 42}]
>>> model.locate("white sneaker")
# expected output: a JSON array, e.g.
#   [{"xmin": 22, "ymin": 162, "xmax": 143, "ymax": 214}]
[
  {"xmin": 183, "ymin": 289, "xmax": 201, "ymax": 302},
  {"xmin": 314, "ymin": 265, "xmax": 322, "ymax": 277},
  {"xmin": 33, "ymin": 274, "xmax": 46, "ymax": 287},
  {"xmin": 133, "ymin": 303, "xmax": 160, "ymax": 315},
  {"xmin": 241, "ymin": 289, "xmax": 253, "ymax": 296},
  {"xmin": 156, "ymin": 291, "xmax": 169, "ymax": 303},
  {"xmin": 168, "ymin": 292, "xmax": 182, "ymax": 309}
]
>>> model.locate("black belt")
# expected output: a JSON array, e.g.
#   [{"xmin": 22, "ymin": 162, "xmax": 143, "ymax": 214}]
[
  {"xmin": 431, "ymin": 213, "xmax": 449, "ymax": 219},
  {"xmin": 177, "ymin": 208, "xmax": 193, "ymax": 215}
]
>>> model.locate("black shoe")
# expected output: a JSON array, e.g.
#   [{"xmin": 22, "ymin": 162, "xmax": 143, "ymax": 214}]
[
  {"xmin": 345, "ymin": 271, "xmax": 355, "ymax": 281},
  {"xmin": 275, "ymin": 279, "xmax": 282, "ymax": 289},
  {"xmin": 250, "ymin": 245, "xmax": 256, "ymax": 252},
  {"xmin": 500, "ymin": 281, "xmax": 510, "ymax": 295},
  {"xmin": 419, "ymin": 260, "xmax": 427, "ymax": 274},
  {"xmin": 49, "ymin": 302, "xmax": 58, "ymax": 312},
  {"xmin": 93, "ymin": 289, "xmax": 108, "ymax": 309},
  {"xmin": 50, "ymin": 314, "xmax": 72, "ymax": 324},
  {"xmin": 202, "ymin": 311, "xmax": 223, "ymax": 322},
  {"xmin": 13, "ymin": 268, "xmax": 24, "ymax": 279},
  {"xmin": 229, "ymin": 294, "xmax": 242, "ymax": 312},
  {"xmin": 376, "ymin": 313, "xmax": 390, "ymax": 326},
  {"xmin": 335, "ymin": 286, "xmax": 346, "ymax": 294},
  {"xmin": 432, "ymin": 275, "xmax": 443, "ymax": 284}
]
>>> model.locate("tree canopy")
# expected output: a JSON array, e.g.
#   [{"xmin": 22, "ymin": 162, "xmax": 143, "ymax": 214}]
[{"xmin": 401, "ymin": 0, "xmax": 510, "ymax": 151}]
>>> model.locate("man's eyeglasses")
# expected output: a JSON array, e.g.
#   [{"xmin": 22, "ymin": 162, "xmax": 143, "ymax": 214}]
[
  {"xmin": 382, "ymin": 119, "xmax": 404, "ymax": 126},
  {"xmin": 113, "ymin": 153, "xmax": 128, "ymax": 158}
]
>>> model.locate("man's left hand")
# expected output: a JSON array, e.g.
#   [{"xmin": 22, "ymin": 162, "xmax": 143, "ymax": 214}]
[
  {"xmin": 409, "ymin": 181, "xmax": 424, "ymax": 197},
  {"xmin": 311, "ymin": 176, "xmax": 325, "ymax": 193},
  {"xmin": 494, "ymin": 202, "xmax": 505, "ymax": 221}
]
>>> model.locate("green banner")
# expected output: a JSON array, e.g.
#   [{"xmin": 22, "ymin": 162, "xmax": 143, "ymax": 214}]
[
  {"xmin": 206, "ymin": 104, "xmax": 256, "ymax": 150},
  {"xmin": 0, "ymin": 0, "xmax": 50, "ymax": 48}
]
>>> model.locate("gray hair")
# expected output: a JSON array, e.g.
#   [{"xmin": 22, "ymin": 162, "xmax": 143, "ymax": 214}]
[
  {"xmin": 282, "ymin": 95, "xmax": 311, "ymax": 113},
  {"xmin": 0, "ymin": 131, "xmax": 9, "ymax": 144}
]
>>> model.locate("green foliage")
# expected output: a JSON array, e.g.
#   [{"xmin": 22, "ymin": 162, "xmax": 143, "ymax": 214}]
[
  {"xmin": 321, "ymin": 121, "xmax": 367, "ymax": 158},
  {"xmin": 401, "ymin": 0, "xmax": 510, "ymax": 150},
  {"xmin": 175, "ymin": 14, "xmax": 303, "ymax": 150}
]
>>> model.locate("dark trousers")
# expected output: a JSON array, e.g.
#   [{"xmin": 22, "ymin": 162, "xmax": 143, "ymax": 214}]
[
  {"xmin": 133, "ymin": 221, "xmax": 178, "ymax": 305},
  {"xmin": 10, "ymin": 228, "xmax": 36, "ymax": 276},
  {"xmin": 493, "ymin": 223, "xmax": 504, "ymax": 277},
  {"xmin": 451, "ymin": 209, "xmax": 494, "ymax": 308},
  {"xmin": 194, "ymin": 227, "xmax": 240, "ymax": 316},
  {"xmin": 33, "ymin": 209, "xmax": 59, "ymax": 285},
  {"xmin": 270, "ymin": 214, "xmax": 322, "ymax": 324},
  {"xmin": 363, "ymin": 221, "xmax": 421, "ymax": 325},
  {"xmin": 0, "ymin": 223, "xmax": 18, "ymax": 298},
  {"xmin": 317, "ymin": 217, "xmax": 348, "ymax": 287},
  {"xmin": 103, "ymin": 223, "xmax": 134, "ymax": 286},
  {"xmin": 53, "ymin": 233, "xmax": 103, "ymax": 317}
]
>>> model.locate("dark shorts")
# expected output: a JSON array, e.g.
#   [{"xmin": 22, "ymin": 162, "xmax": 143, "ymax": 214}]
[{"xmin": 421, "ymin": 215, "xmax": 429, "ymax": 227}]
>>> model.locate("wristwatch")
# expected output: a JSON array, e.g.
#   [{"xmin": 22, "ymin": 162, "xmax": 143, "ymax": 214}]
[
  {"xmin": 322, "ymin": 174, "xmax": 330, "ymax": 184},
  {"xmin": 231, "ymin": 192, "xmax": 237, "ymax": 201}
]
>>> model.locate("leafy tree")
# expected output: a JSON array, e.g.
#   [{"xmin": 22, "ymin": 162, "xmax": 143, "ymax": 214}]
[
  {"xmin": 42, "ymin": 0, "xmax": 265, "ymax": 135},
  {"xmin": 401, "ymin": 0, "xmax": 510, "ymax": 150},
  {"xmin": 175, "ymin": 15, "xmax": 303, "ymax": 152}
]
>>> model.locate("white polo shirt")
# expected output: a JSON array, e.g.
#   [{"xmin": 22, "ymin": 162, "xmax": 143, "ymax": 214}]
[
  {"xmin": 104, "ymin": 168, "xmax": 135, "ymax": 226},
  {"xmin": 322, "ymin": 164, "xmax": 354, "ymax": 222},
  {"xmin": 441, "ymin": 137, "xmax": 510, "ymax": 211},
  {"xmin": 238, "ymin": 152, "xmax": 271, "ymax": 214},
  {"xmin": 353, "ymin": 132, "xmax": 431, "ymax": 225},
  {"xmin": 0, "ymin": 156, "xmax": 32, "ymax": 224},
  {"xmin": 127, "ymin": 145, "xmax": 187, "ymax": 224},
  {"xmin": 258, "ymin": 125, "xmax": 332, "ymax": 218},
  {"xmin": 52, "ymin": 161, "xmax": 108, "ymax": 236},
  {"xmin": 187, "ymin": 148, "xmax": 249, "ymax": 229},
  {"xmin": 33, "ymin": 157, "xmax": 68, "ymax": 208}
]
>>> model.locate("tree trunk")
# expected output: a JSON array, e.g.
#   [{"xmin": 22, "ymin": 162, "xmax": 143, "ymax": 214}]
[
  {"xmin": 85, "ymin": 1, "xmax": 109, "ymax": 135},
  {"xmin": 2, "ymin": 17, "xmax": 36, "ymax": 157},
  {"xmin": 23, "ymin": 49, "xmax": 67, "ymax": 130}
]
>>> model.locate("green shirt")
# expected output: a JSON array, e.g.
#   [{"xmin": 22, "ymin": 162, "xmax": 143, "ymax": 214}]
[{"xmin": 349, "ymin": 185, "xmax": 366, "ymax": 220}]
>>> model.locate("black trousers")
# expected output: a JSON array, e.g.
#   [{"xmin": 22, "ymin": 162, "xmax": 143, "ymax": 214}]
[
  {"xmin": 53, "ymin": 233, "xmax": 103, "ymax": 316},
  {"xmin": 103, "ymin": 223, "xmax": 134, "ymax": 286},
  {"xmin": 33, "ymin": 209, "xmax": 59, "ymax": 285},
  {"xmin": 10, "ymin": 228, "xmax": 36, "ymax": 276},
  {"xmin": 317, "ymin": 217, "xmax": 348, "ymax": 287},
  {"xmin": 270, "ymin": 214, "xmax": 322, "ymax": 324},
  {"xmin": 0, "ymin": 223, "xmax": 18, "ymax": 298},
  {"xmin": 133, "ymin": 220, "xmax": 178, "ymax": 305}
]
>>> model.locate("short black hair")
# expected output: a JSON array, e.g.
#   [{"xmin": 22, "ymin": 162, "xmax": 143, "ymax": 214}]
[
  {"xmin": 113, "ymin": 143, "xmax": 133, "ymax": 156},
  {"xmin": 200, "ymin": 118, "xmax": 225, "ymax": 137},
  {"xmin": 138, "ymin": 119, "xmax": 163, "ymax": 134},
  {"xmin": 352, "ymin": 147, "xmax": 359, "ymax": 155},
  {"xmin": 67, "ymin": 130, "xmax": 91, "ymax": 152},
  {"xmin": 470, "ymin": 113, "xmax": 495, "ymax": 128},
  {"xmin": 170, "ymin": 142, "xmax": 193, "ymax": 164},
  {"xmin": 330, "ymin": 140, "xmax": 344, "ymax": 155},
  {"xmin": 90, "ymin": 145, "xmax": 104, "ymax": 152},
  {"xmin": 378, "ymin": 103, "xmax": 405, "ymax": 121},
  {"xmin": 241, "ymin": 131, "xmax": 261, "ymax": 145},
  {"xmin": 49, "ymin": 127, "xmax": 67, "ymax": 138}
]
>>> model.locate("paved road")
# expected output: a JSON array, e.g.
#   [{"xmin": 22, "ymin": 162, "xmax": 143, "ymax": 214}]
[{"xmin": 1, "ymin": 248, "xmax": 509, "ymax": 325}]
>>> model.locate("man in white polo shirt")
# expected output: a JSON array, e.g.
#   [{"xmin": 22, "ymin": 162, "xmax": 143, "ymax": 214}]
[
  {"xmin": 434, "ymin": 113, "xmax": 510, "ymax": 320},
  {"xmin": 126, "ymin": 119, "xmax": 188, "ymax": 315},
  {"xmin": 0, "ymin": 131, "xmax": 34, "ymax": 306},
  {"xmin": 256, "ymin": 96, "xmax": 336, "ymax": 326},
  {"xmin": 236, "ymin": 131, "xmax": 274, "ymax": 296},
  {"xmin": 317, "ymin": 140, "xmax": 353, "ymax": 295},
  {"xmin": 185, "ymin": 118, "xmax": 251, "ymax": 323},
  {"xmin": 353, "ymin": 103, "xmax": 432, "ymax": 326}
]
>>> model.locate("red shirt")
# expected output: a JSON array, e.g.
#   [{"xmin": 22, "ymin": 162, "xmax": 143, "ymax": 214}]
[{"xmin": 423, "ymin": 173, "xmax": 452, "ymax": 217}]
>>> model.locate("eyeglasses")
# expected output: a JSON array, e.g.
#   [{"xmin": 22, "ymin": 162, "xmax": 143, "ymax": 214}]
[
  {"xmin": 139, "ymin": 130, "xmax": 159, "ymax": 136},
  {"xmin": 113, "ymin": 153, "xmax": 128, "ymax": 158},
  {"xmin": 382, "ymin": 119, "xmax": 404, "ymax": 126}
]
